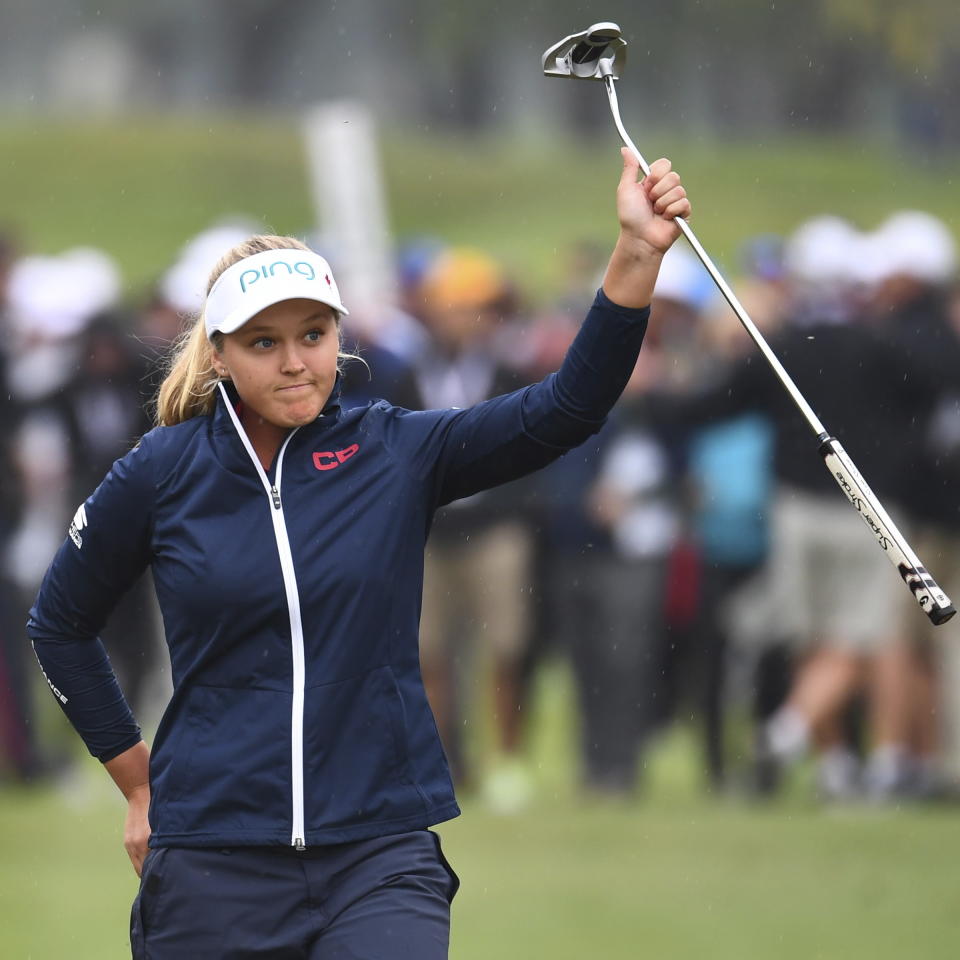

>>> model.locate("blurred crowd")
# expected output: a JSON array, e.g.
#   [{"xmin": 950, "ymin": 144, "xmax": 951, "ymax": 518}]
[{"xmin": 2, "ymin": 208, "xmax": 960, "ymax": 812}]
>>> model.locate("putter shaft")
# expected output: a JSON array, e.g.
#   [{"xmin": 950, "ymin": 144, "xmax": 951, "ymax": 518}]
[{"xmin": 603, "ymin": 75, "xmax": 826, "ymax": 437}]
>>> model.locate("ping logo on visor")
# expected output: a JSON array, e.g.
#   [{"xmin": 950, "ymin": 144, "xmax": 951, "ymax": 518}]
[
  {"xmin": 239, "ymin": 260, "xmax": 328, "ymax": 293},
  {"xmin": 204, "ymin": 248, "xmax": 348, "ymax": 337}
]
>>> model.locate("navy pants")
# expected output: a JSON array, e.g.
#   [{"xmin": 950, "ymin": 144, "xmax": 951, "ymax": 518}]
[{"xmin": 130, "ymin": 830, "xmax": 459, "ymax": 959}]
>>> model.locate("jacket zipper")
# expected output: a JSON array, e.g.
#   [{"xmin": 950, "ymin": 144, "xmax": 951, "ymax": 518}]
[{"xmin": 219, "ymin": 385, "xmax": 308, "ymax": 850}]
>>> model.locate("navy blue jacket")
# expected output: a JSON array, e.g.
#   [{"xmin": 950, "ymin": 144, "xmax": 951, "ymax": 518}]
[{"xmin": 29, "ymin": 290, "xmax": 649, "ymax": 849}]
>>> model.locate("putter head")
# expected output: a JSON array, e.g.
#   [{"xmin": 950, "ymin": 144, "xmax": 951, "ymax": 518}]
[{"xmin": 542, "ymin": 22, "xmax": 627, "ymax": 81}]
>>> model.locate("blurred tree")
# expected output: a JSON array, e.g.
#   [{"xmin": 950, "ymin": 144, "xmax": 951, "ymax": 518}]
[
  {"xmin": 824, "ymin": 0, "xmax": 960, "ymax": 74},
  {"xmin": 2, "ymin": 0, "xmax": 959, "ymax": 144},
  {"xmin": 822, "ymin": 0, "xmax": 960, "ymax": 148}
]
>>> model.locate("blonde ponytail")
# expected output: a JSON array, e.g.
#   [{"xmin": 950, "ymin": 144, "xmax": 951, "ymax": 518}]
[
  {"xmin": 154, "ymin": 318, "xmax": 222, "ymax": 426},
  {"xmin": 155, "ymin": 235, "xmax": 315, "ymax": 427}
]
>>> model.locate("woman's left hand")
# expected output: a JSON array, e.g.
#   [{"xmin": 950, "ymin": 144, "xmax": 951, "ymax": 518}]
[
  {"xmin": 124, "ymin": 783, "xmax": 152, "ymax": 877},
  {"xmin": 616, "ymin": 148, "xmax": 691, "ymax": 256},
  {"xmin": 602, "ymin": 149, "xmax": 693, "ymax": 308}
]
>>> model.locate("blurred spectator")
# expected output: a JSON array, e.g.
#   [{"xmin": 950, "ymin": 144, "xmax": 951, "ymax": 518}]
[
  {"xmin": 680, "ymin": 242, "xmax": 781, "ymax": 789},
  {"xmin": 337, "ymin": 271, "xmax": 424, "ymax": 410},
  {"xmin": 160, "ymin": 222, "xmax": 263, "ymax": 321},
  {"xmin": 2, "ymin": 244, "xmax": 121, "ymax": 780},
  {"xmin": 313, "ymin": 236, "xmax": 436, "ymax": 371},
  {"xmin": 412, "ymin": 248, "xmax": 536, "ymax": 811},
  {"xmin": 141, "ymin": 221, "xmax": 262, "ymax": 396},
  {"xmin": 0, "ymin": 229, "xmax": 38, "ymax": 781},
  {"xmin": 518, "ymin": 273, "xmax": 618, "ymax": 797},
  {"xmin": 861, "ymin": 211, "xmax": 960, "ymax": 797},
  {"xmin": 677, "ymin": 237, "xmax": 789, "ymax": 790},
  {"xmin": 729, "ymin": 234, "xmax": 792, "ymax": 339},
  {"xmin": 339, "ymin": 336, "xmax": 423, "ymax": 410},
  {"xmin": 57, "ymin": 312, "xmax": 161, "ymax": 719},
  {"xmin": 583, "ymin": 365, "xmax": 680, "ymax": 795},
  {"xmin": 684, "ymin": 417, "xmax": 774, "ymax": 791},
  {"xmin": 751, "ymin": 217, "xmax": 943, "ymax": 799},
  {"xmin": 567, "ymin": 247, "xmax": 709, "ymax": 794}
]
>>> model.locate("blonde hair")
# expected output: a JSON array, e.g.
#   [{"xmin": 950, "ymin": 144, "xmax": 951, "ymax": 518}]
[{"xmin": 155, "ymin": 235, "xmax": 353, "ymax": 427}]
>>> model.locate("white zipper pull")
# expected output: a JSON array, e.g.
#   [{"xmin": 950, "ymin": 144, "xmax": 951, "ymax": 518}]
[
  {"xmin": 271, "ymin": 485, "xmax": 282, "ymax": 510},
  {"xmin": 294, "ymin": 837, "xmax": 306, "ymax": 852}
]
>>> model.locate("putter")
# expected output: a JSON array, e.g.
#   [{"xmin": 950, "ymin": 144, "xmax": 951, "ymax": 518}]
[{"xmin": 543, "ymin": 23, "xmax": 955, "ymax": 626}]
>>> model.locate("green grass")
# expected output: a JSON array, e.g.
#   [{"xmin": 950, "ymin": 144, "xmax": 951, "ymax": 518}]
[
  {"xmin": 0, "ymin": 117, "xmax": 311, "ymax": 296},
  {"xmin": 443, "ymin": 799, "xmax": 960, "ymax": 960},
  {"xmin": 2, "ymin": 662, "xmax": 959, "ymax": 959},
  {"xmin": 4, "ymin": 786, "xmax": 959, "ymax": 960},
  {"xmin": 2, "ymin": 116, "xmax": 960, "ymax": 301}
]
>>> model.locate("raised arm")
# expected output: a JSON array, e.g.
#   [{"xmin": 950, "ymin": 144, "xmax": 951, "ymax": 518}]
[{"xmin": 384, "ymin": 151, "xmax": 692, "ymax": 506}]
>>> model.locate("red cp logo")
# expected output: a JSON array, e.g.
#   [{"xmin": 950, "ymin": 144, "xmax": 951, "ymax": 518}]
[{"xmin": 313, "ymin": 444, "xmax": 360, "ymax": 471}]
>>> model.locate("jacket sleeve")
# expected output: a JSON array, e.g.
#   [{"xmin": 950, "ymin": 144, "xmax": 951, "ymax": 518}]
[
  {"xmin": 27, "ymin": 436, "xmax": 155, "ymax": 762},
  {"xmin": 384, "ymin": 289, "xmax": 650, "ymax": 506}
]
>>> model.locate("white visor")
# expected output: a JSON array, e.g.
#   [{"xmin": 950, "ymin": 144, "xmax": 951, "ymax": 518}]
[{"xmin": 204, "ymin": 248, "xmax": 349, "ymax": 338}]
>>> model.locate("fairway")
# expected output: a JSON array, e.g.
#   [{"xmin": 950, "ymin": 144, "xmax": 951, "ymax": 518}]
[
  {"xmin": 3, "ymin": 764, "xmax": 959, "ymax": 959},
  {"xmin": 3, "ymin": 117, "xmax": 960, "ymax": 300},
  {"xmin": 2, "ymin": 666, "xmax": 959, "ymax": 959}
]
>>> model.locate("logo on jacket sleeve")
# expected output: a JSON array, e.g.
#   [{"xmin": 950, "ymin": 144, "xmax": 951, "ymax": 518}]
[
  {"xmin": 33, "ymin": 646, "xmax": 68, "ymax": 704},
  {"xmin": 313, "ymin": 444, "xmax": 360, "ymax": 471},
  {"xmin": 68, "ymin": 504, "xmax": 88, "ymax": 549}
]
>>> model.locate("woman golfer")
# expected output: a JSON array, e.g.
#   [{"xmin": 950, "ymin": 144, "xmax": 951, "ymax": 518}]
[{"xmin": 28, "ymin": 149, "xmax": 690, "ymax": 959}]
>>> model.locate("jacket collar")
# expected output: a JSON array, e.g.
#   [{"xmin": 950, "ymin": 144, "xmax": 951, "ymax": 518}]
[
  {"xmin": 211, "ymin": 372, "xmax": 343, "ymax": 437},
  {"xmin": 209, "ymin": 374, "xmax": 343, "ymax": 480}
]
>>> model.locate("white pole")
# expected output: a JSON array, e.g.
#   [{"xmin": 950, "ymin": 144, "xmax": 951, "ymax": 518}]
[{"xmin": 302, "ymin": 101, "xmax": 397, "ymax": 335}]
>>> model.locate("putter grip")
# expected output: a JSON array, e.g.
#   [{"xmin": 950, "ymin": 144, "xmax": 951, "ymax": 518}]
[{"xmin": 818, "ymin": 435, "xmax": 955, "ymax": 625}]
